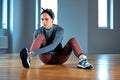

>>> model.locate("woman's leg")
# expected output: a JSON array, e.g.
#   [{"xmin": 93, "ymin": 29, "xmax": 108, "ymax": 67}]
[
  {"xmin": 61, "ymin": 38, "xmax": 93, "ymax": 69},
  {"xmin": 39, "ymin": 38, "xmax": 75, "ymax": 64},
  {"xmin": 30, "ymin": 34, "xmax": 46, "ymax": 51},
  {"xmin": 30, "ymin": 34, "xmax": 53, "ymax": 64},
  {"xmin": 51, "ymin": 38, "xmax": 83, "ymax": 64},
  {"xmin": 62, "ymin": 38, "xmax": 83, "ymax": 58},
  {"xmin": 20, "ymin": 34, "xmax": 51, "ymax": 68}
]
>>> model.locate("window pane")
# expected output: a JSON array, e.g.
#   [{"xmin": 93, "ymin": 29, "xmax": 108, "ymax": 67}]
[
  {"xmin": 2, "ymin": 0, "xmax": 8, "ymax": 29},
  {"xmin": 98, "ymin": 0, "xmax": 107, "ymax": 27}
]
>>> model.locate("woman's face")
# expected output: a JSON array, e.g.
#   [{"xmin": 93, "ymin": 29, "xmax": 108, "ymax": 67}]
[{"xmin": 41, "ymin": 13, "xmax": 53, "ymax": 29}]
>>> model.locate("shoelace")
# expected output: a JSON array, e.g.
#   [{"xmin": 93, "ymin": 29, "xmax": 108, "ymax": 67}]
[{"xmin": 80, "ymin": 59, "xmax": 88, "ymax": 66}]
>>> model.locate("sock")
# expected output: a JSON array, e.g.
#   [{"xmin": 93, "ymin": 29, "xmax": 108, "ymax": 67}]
[{"xmin": 79, "ymin": 54, "xmax": 87, "ymax": 60}]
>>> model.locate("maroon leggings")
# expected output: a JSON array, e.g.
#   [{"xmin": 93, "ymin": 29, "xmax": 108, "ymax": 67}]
[{"xmin": 30, "ymin": 34, "xmax": 83, "ymax": 64}]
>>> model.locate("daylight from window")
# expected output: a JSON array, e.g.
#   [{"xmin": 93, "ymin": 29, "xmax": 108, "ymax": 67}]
[
  {"xmin": 98, "ymin": 0, "xmax": 114, "ymax": 29},
  {"xmin": 98, "ymin": 0, "xmax": 107, "ymax": 27},
  {"xmin": 2, "ymin": 0, "xmax": 8, "ymax": 29}
]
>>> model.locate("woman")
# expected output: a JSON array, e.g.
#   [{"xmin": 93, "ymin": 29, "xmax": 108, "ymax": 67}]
[{"xmin": 20, "ymin": 8, "xmax": 93, "ymax": 69}]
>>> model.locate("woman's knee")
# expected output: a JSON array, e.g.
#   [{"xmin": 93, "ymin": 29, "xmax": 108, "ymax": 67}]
[
  {"xmin": 69, "ymin": 37, "xmax": 77, "ymax": 42},
  {"xmin": 37, "ymin": 34, "xmax": 45, "ymax": 38},
  {"xmin": 36, "ymin": 34, "xmax": 46, "ymax": 44}
]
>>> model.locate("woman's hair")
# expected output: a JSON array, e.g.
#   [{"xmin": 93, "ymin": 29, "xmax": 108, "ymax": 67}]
[{"xmin": 41, "ymin": 8, "xmax": 55, "ymax": 20}]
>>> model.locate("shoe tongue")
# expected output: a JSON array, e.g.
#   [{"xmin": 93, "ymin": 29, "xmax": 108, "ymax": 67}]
[{"xmin": 82, "ymin": 59, "xmax": 87, "ymax": 66}]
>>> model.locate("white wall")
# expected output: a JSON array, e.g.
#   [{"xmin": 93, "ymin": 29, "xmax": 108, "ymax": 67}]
[{"xmin": 58, "ymin": 0, "xmax": 88, "ymax": 53}]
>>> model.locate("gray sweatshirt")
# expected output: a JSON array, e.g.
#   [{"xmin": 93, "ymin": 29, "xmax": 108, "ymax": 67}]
[{"xmin": 32, "ymin": 24, "xmax": 64, "ymax": 56}]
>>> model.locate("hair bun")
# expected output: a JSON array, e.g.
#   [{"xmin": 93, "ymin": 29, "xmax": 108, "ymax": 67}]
[{"xmin": 41, "ymin": 8, "xmax": 55, "ymax": 20}]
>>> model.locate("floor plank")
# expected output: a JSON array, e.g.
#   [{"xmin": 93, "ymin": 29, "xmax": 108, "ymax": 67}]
[{"xmin": 0, "ymin": 53, "xmax": 120, "ymax": 80}]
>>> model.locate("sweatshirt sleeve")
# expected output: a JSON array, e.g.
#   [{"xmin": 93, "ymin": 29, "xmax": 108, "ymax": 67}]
[{"xmin": 32, "ymin": 27, "xmax": 64, "ymax": 56}]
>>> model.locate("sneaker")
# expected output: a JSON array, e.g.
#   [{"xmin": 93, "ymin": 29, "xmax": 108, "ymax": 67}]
[
  {"xmin": 77, "ymin": 58, "xmax": 93, "ymax": 69},
  {"xmin": 20, "ymin": 48, "xmax": 31, "ymax": 68}
]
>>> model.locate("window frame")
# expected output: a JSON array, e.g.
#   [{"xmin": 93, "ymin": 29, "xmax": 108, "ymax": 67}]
[{"xmin": 98, "ymin": 0, "xmax": 114, "ymax": 30}]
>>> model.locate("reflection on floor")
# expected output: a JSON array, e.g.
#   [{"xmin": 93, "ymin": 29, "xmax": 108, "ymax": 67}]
[{"xmin": 0, "ymin": 53, "xmax": 120, "ymax": 80}]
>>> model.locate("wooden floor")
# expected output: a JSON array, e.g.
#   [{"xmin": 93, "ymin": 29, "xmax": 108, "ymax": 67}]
[{"xmin": 0, "ymin": 53, "xmax": 120, "ymax": 80}]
